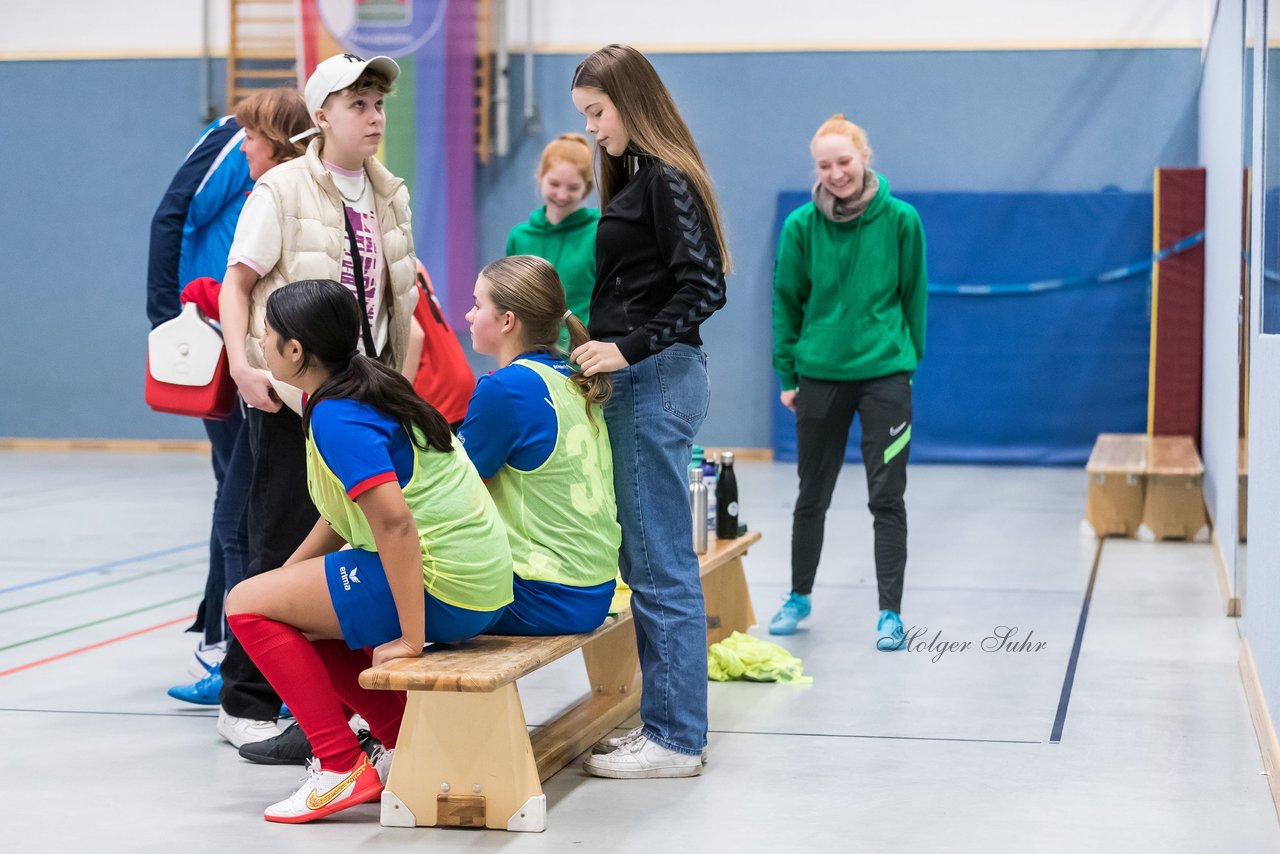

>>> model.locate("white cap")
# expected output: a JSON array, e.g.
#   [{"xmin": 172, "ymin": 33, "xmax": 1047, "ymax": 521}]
[{"xmin": 303, "ymin": 53, "xmax": 399, "ymax": 124}]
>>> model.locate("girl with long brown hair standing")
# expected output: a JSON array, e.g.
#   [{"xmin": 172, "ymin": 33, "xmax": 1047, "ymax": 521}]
[{"xmin": 570, "ymin": 44, "xmax": 729, "ymax": 779}]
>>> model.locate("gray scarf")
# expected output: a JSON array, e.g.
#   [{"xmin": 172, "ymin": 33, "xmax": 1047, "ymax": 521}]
[{"xmin": 813, "ymin": 169, "xmax": 880, "ymax": 224}]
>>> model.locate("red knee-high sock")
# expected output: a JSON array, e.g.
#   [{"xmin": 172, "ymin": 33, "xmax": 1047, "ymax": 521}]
[
  {"xmin": 311, "ymin": 640, "xmax": 405, "ymax": 749},
  {"xmin": 226, "ymin": 613, "xmax": 362, "ymax": 771}
]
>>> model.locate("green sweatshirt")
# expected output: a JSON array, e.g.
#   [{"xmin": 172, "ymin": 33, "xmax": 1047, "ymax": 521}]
[
  {"xmin": 505, "ymin": 205, "xmax": 600, "ymax": 324},
  {"xmin": 773, "ymin": 174, "xmax": 927, "ymax": 391}
]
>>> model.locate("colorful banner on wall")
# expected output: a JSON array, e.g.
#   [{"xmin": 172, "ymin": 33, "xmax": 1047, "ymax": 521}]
[{"xmin": 297, "ymin": 0, "xmax": 475, "ymax": 328}]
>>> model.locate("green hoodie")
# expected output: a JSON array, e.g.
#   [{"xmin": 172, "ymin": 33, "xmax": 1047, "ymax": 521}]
[
  {"xmin": 505, "ymin": 205, "xmax": 600, "ymax": 324},
  {"xmin": 773, "ymin": 174, "xmax": 927, "ymax": 390}
]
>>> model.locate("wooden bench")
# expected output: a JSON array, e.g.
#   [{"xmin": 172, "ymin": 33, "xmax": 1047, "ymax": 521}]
[
  {"xmin": 1084, "ymin": 433, "xmax": 1148, "ymax": 537},
  {"xmin": 359, "ymin": 530, "xmax": 762, "ymax": 832},
  {"xmin": 1137, "ymin": 435, "xmax": 1208, "ymax": 542}
]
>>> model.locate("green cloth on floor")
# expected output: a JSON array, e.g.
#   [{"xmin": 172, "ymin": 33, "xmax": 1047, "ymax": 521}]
[{"xmin": 707, "ymin": 631, "xmax": 813, "ymax": 684}]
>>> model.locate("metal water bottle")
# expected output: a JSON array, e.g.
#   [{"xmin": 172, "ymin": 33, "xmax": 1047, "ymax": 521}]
[
  {"xmin": 689, "ymin": 466, "xmax": 708, "ymax": 554},
  {"xmin": 716, "ymin": 451, "xmax": 739, "ymax": 540}
]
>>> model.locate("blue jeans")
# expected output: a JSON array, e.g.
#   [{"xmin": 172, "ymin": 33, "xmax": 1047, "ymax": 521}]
[
  {"xmin": 604, "ymin": 343, "xmax": 710, "ymax": 755},
  {"xmin": 194, "ymin": 403, "xmax": 250, "ymax": 645}
]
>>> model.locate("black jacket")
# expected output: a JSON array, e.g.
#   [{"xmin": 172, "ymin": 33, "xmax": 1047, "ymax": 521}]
[{"xmin": 590, "ymin": 154, "xmax": 727, "ymax": 364}]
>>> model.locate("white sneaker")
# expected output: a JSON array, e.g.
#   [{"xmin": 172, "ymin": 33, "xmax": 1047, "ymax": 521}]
[
  {"xmin": 592, "ymin": 726, "xmax": 708, "ymax": 764},
  {"xmin": 186, "ymin": 640, "xmax": 227, "ymax": 679},
  {"xmin": 264, "ymin": 756, "xmax": 383, "ymax": 824},
  {"xmin": 583, "ymin": 735, "xmax": 703, "ymax": 779},
  {"xmin": 372, "ymin": 746, "xmax": 394, "ymax": 784},
  {"xmin": 217, "ymin": 707, "xmax": 281, "ymax": 748},
  {"xmin": 591, "ymin": 725, "xmax": 643, "ymax": 754}
]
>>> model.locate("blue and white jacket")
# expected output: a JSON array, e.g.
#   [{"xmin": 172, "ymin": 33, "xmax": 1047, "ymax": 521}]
[{"xmin": 146, "ymin": 116, "xmax": 252, "ymax": 327}]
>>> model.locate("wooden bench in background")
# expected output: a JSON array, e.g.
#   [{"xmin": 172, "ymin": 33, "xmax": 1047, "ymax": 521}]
[
  {"xmin": 1082, "ymin": 433, "xmax": 1208, "ymax": 542},
  {"xmin": 1137, "ymin": 436, "xmax": 1208, "ymax": 542},
  {"xmin": 359, "ymin": 530, "xmax": 762, "ymax": 832},
  {"xmin": 1084, "ymin": 433, "xmax": 1148, "ymax": 537}
]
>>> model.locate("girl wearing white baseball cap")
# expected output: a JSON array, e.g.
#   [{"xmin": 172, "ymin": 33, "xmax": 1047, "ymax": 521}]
[{"xmin": 216, "ymin": 54, "xmax": 422, "ymax": 821}]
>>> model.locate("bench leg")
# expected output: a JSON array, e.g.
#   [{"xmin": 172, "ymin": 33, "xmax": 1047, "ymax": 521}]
[
  {"xmin": 702, "ymin": 553, "xmax": 758, "ymax": 646},
  {"xmin": 582, "ymin": 616, "xmax": 642, "ymax": 697},
  {"xmin": 527, "ymin": 617, "xmax": 642, "ymax": 778},
  {"xmin": 382, "ymin": 684, "xmax": 546, "ymax": 832}
]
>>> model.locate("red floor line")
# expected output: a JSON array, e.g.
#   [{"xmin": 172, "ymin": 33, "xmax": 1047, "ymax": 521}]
[{"xmin": 0, "ymin": 613, "xmax": 196, "ymax": 679}]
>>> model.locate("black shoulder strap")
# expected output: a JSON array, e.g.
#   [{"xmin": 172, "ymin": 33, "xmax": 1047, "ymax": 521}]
[{"xmin": 342, "ymin": 210, "xmax": 378, "ymax": 357}]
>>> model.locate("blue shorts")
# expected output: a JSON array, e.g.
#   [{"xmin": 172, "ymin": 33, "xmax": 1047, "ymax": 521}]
[
  {"xmin": 324, "ymin": 548, "xmax": 504, "ymax": 649},
  {"xmin": 488, "ymin": 575, "xmax": 615, "ymax": 636}
]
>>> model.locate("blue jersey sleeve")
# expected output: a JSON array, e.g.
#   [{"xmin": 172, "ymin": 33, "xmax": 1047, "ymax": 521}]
[
  {"xmin": 310, "ymin": 399, "xmax": 415, "ymax": 499},
  {"xmin": 458, "ymin": 375, "xmax": 522, "ymax": 479}
]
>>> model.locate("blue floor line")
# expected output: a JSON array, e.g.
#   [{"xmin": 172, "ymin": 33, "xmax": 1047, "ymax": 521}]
[{"xmin": 0, "ymin": 542, "xmax": 204, "ymax": 595}]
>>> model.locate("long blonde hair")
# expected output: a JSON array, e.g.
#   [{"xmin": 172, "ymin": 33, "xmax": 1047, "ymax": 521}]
[
  {"xmin": 479, "ymin": 255, "xmax": 611, "ymax": 415},
  {"xmin": 571, "ymin": 44, "xmax": 732, "ymax": 272}
]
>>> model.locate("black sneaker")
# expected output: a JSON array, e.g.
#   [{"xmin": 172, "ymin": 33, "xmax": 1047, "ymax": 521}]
[
  {"xmin": 356, "ymin": 729, "xmax": 384, "ymax": 764},
  {"xmin": 237, "ymin": 721, "xmax": 311, "ymax": 765},
  {"xmin": 238, "ymin": 722, "xmax": 385, "ymax": 766}
]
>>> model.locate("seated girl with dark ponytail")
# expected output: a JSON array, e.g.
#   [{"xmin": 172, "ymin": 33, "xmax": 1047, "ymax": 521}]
[
  {"xmin": 224, "ymin": 279, "xmax": 513, "ymax": 825},
  {"xmin": 458, "ymin": 255, "xmax": 621, "ymax": 636}
]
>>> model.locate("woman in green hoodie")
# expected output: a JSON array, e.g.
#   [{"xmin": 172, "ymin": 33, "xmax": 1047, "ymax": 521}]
[
  {"xmin": 769, "ymin": 114, "xmax": 927, "ymax": 651},
  {"xmin": 506, "ymin": 133, "xmax": 600, "ymax": 354}
]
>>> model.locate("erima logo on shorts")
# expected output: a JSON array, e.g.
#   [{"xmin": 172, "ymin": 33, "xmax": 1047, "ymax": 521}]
[{"xmin": 338, "ymin": 565, "xmax": 362, "ymax": 591}]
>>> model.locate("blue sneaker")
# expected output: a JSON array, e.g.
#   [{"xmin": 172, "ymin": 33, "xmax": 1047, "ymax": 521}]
[
  {"xmin": 876, "ymin": 610, "xmax": 906, "ymax": 651},
  {"xmin": 168, "ymin": 662, "xmax": 223, "ymax": 705},
  {"xmin": 280, "ymin": 703, "xmax": 292, "ymax": 719},
  {"xmin": 768, "ymin": 593, "xmax": 812, "ymax": 635}
]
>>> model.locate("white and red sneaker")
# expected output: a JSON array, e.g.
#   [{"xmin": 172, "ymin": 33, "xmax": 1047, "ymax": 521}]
[{"xmin": 263, "ymin": 755, "xmax": 382, "ymax": 824}]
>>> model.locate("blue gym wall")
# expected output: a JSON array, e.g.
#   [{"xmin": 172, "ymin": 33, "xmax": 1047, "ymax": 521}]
[{"xmin": 0, "ymin": 49, "xmax": 1200, "ymax": 443}]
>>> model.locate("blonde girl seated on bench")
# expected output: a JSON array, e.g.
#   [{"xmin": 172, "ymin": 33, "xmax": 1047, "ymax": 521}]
[
  {"xmin": 458, "ymin": 255, "xmax": 621, "ymax": 635},
  {"xmin": 224, "ymin": 279, "xmax": 513, "ymax": 825}
]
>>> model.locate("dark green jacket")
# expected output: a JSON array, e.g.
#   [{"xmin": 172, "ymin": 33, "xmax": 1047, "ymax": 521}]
[
  {"xmin": 773, "ymin": 174, "xmax": 927, "ymax": 390},
  {"xmin": 506, "ymin": 206, "xmax": 600, "ymax": 324}
]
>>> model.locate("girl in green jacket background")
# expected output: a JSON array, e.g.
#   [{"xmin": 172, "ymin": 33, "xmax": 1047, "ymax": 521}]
[
  {"xmin": 505, "ymin": 134, "xmax": 600, "ymax": 354},
  {"xmin": 769, "ymin": 114, "xmax": 927, "ymax": 651}
]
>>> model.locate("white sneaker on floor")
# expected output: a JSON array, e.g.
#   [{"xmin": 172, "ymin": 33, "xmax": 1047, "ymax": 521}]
[
  {"xmin": 186, "ymin": 640, "xmax": 227, "ymax": 679},
  {"xmin": 583, "ymin": 735, "xmax": 703, "ymax": 779},
  {"xmin": 263, "ymin": 756, "xmax": 382, "ymax": 824},
  {"xmin": 592, "ymin": 726, "xmax": 708, "ymax": 764},
  {"xmin": 217, "ymin": 708, "xmax": 281, "ymax": 748}
]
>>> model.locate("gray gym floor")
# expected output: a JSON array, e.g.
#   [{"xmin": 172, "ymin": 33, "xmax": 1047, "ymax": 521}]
[{"xmin": 0, "ymin": 451, "xmax": 1274, "ymax": 852}]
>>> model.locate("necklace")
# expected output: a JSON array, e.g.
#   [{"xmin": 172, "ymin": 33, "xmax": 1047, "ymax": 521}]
[{"xmin": 333, "ymin": 171, "xmax": 366, "ymax": 205}]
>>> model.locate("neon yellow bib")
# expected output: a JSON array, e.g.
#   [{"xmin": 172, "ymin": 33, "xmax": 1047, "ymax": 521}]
[
  {"xmin": 306, "ymin": 419, "xmax": 513, "ymax": 612},
  {"xmin": 486, "ymin": 359, "xmax": 620, "ymax": 587}
]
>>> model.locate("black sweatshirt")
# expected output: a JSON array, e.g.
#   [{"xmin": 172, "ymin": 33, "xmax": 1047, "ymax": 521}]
[{"xmin": 590, "ymin": 154, "xmax": 728, "ymax": 364}]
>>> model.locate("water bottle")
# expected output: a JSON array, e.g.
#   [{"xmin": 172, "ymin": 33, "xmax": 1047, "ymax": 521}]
[
  {"xmin": 689, "ymin": 466, "xmax": 708, "ymax": 554},
  {"xmin": 715, "ymin": 451, "xmax": 739, "ymax": 540},
  {"xmin": 704, "ymin": 453, "xmax": 718, "ymax": 536}
]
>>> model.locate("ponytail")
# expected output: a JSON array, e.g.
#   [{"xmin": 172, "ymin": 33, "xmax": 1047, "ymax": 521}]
[
  {"xmin": 564, "ymin": 312, "xmax": 611, "ymax": 412},
  {"xmin": 304, "ymin": 353, "xmax": 454, "ymax": 454}
]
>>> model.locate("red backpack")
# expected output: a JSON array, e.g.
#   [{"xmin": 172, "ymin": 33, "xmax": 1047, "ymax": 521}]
[{"xmin": 411, "ymin": 262, "xmax": 475, "ymax": 425}]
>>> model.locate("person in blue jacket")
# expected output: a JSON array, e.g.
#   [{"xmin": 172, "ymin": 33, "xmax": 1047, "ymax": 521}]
[{"xmin": 147, "ymin": 115, "xmax": 254, "ymax": 688}]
